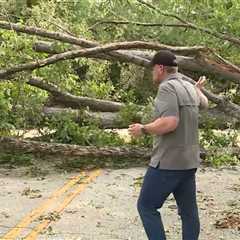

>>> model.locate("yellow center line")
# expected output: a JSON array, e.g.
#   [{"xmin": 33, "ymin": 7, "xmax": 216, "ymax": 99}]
[
  {"xmin": 1, "ymin": 171, "xmax": 87, "ymax": 240},
  {"xmin": 23, "ymin": 169, "xmax": 102, "ymax": 240}
]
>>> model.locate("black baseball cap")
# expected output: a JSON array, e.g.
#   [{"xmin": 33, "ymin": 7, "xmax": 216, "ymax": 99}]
[{"xmin": 150, "ymin": 50, "xmax": 178, "ymax": 67}]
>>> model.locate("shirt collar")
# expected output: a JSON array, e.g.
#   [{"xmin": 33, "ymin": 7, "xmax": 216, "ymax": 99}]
[{"xmin": 161, "ymin": 73, "xmax": 179, "ymax": 84}]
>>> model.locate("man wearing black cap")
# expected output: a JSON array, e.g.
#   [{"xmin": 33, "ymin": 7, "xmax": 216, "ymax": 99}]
[{"xmin": 128, "ymin": 50, "xmax": 208, "ymax": 240}]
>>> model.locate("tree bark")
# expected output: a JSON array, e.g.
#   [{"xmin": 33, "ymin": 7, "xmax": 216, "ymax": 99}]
[
  {"xmin": 33, "ymin": 41, "xmax": 240, "ymax": 85},
  {"xmin": 0, "ymin": 21, "xmax": 239, "ymax": 120},
  {"xmin": 27, "ymin": 76, "xmax": 240, "ymax": 121},
  {"xmin": 28, "ymin": 77, "xmax": 124, "ymax": 112},
  {"xmin": 2, "ymin": 20, "xmax": 240, "ymax": 84},
  {"xmin": 0, "ymin": 136, "xmax": 151, "ymax": 159},
  {"xmin": 42, "ymin": 107, "xmax": 123, "ymax": 129},
  {"xmin": 43, "ymin": 106, "xmax": 240, "ymax": 130},
  {"xmin": 0, "ymin": 137, "xmax": 238, "ymax": 160}
]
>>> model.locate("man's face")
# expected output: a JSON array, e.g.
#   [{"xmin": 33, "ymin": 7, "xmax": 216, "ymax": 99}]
[{"xmin": 152, "ymin": 64, "xmax": 164, "ymax": 86}]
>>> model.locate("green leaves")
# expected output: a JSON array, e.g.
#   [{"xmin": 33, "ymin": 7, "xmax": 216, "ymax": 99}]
[
  {"xmin": 0, "ymin": 91, "xmax": 14, "ymax": 135},
  {"xmin": 200, "ymin": 129, "xmax": 238, "ymax": 148},
  {"xmin": 0, "ymin": 0, "xmax": 239, "ymax": 157},
  {"xmin": 44, "ymin": 113, "xmax": 125, "ymax": 147}
]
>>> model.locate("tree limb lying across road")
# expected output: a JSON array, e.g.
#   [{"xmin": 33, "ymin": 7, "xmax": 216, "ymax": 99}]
[{"xmin": 0, "ymin": 137, "xmax": 239, "ymax": 160}]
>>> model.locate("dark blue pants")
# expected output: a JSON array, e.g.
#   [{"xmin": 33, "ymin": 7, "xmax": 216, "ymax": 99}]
[{"xmin": 137, "ymin": 166, "xmax": 200, "ymax": 240}]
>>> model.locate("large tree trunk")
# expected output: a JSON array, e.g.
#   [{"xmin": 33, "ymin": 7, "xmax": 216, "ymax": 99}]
[
  {"xmin": 0, "ymin": 136, "xmax": 151, "ymax": 159},
  {"xmin": 42, "ymin": 107, "xmax": 123, "ymax": 129},
  {"xmin": 43, "ymin": 107, "xmax": 240, "ymax": 130},
  {"xmin": 0, "ymin": 137, "xmax": 239, "ymax": 160},
  {"xmin": 0, "ymin": 137, "xmax": 206, "ymax": 159}
]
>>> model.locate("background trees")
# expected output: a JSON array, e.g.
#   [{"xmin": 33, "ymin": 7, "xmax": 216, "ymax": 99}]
[{"xmin": 0, "ymin": 0, "xmax": 239, "ymax": 166}]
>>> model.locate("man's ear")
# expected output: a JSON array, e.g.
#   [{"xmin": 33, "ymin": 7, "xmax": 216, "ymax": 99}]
[{"xmin": 158, "ymin": 65, "xmax": 164, "ymax": 72}]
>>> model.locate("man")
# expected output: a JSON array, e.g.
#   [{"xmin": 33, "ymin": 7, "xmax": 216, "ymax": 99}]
[{"xmin": 128, "ymin": 50, "xmax": 208, "ymax": 240}]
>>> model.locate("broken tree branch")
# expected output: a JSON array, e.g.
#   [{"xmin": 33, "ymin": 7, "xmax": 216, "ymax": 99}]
[
  {"xmin": 27, "ymin": 76, "xmax": 240, "ymax": 125},
  {"xmin": 28, "ymin": 77, "xmax": 124, "ymax": 112},
  {"xmin": 0, "ymin": 41, "xmax": 155, "ymax": 79},
  {"xmin": 89, "ymin": 20, "xmax": 190, "ymax": 30},
  {"xmin": 33, "ymin": 41, "xmax": 240, "ymax": 85},
  {"xmin": 43, "ymin": 106, "xmax": 240, "ymax": 130},
  {"xmin": 1, "ymin": 20, "xmax": 240, "ymax": 84}
]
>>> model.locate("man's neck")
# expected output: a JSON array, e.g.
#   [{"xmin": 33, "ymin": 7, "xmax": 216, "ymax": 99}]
[{"xmin": 161, "ymin": 72, "xmax": 179, "ymax": 84}]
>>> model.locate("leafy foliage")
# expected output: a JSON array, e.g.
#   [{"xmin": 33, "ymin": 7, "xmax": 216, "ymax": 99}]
[
  {"xmin": 0, "ymin": 0, "xmax": 239, "ymax": 167},
  {"xmin": 43, "ymin": 113, "xmax": 125, "ymax": 147},
  {"xmin": 200, "ymin": 129, "xmax": 238, "ymax": 148},
  {"xmin": 200, "ymin": 128, "xmax": 239, "ymax": 167}
]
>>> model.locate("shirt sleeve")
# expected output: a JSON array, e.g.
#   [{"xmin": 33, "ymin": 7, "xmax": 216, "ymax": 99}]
[{"xmin": 154, "ymin": 83, "xmax": 179, "ymax": 118}]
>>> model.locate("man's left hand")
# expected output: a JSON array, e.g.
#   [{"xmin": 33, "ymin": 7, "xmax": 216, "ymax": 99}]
[{"xmin": 128, "ymin": 123, "xmax": 143, "ymax": 138}]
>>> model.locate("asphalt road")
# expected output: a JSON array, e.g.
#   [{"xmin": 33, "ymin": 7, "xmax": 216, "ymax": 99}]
[{"xmin": 0, "ymin": 166, "xmax": 239, "ymax": 240}]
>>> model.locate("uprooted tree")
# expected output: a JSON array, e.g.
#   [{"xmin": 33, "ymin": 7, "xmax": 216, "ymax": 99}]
[{"xmin": 0, "ymin": 0, "xmax": 239, "ymax": 162}]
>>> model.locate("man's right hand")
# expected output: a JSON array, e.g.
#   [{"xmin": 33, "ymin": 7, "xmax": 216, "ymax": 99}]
[
  {"xmin": 195, "ymin": 76, "xmax": 208, "ymax": 109},
  {"xmin": 195, "ymin": 76, "xmax": 206, "ymax": 90}
]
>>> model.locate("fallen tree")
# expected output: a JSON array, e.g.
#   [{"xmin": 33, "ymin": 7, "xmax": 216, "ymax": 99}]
[
  {"xmin": 27, "ymin": 77, "xmax": 240, "ymax": 128},
  {"xmin": 28, "ymin": 77, "xmax": 124, "ymax": 112},
  {"xmin": 0, "ymin": 2, "xmax": 238, "ymax": 170},
  {"xmin": 27, "ymin": 76, "xmax": 240, "ymax": 121},
  {"xmin": 0, "ymin": 20, "xmax": 240, "ymax": 84},
  {"xmin": 33, "ymin": 41, "xmax": 240, "ymax": 85},
  {"xmin": 0, "ymin": 136, "xmax": 151, "ymax": 159},
  {"xmin": 43, "ymin": 106, "xmax": 240, "ymax": 130},
  {"xmin": 0, "ymin": 20, "xmax": 238, "ymax": 119},
  {"xmin": 0, "ymin": 137, "xmax": 239, "ymax": 160}
]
